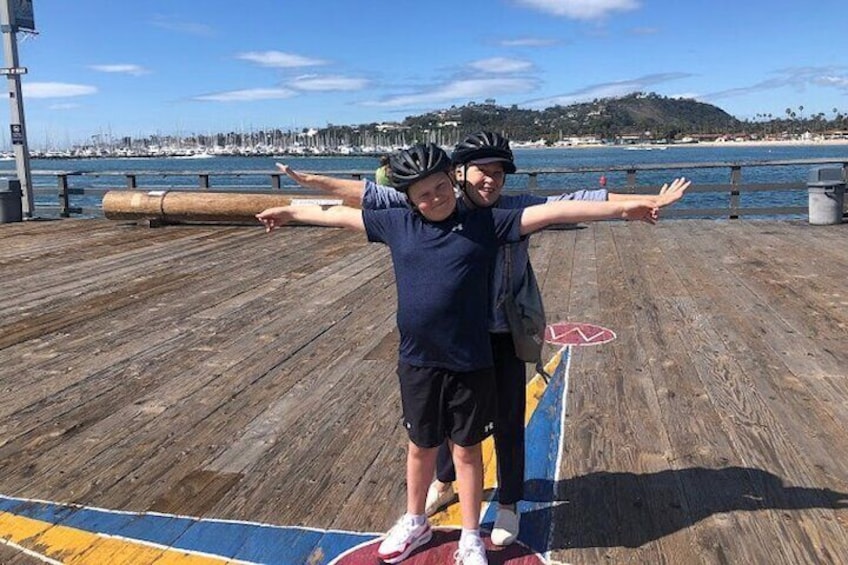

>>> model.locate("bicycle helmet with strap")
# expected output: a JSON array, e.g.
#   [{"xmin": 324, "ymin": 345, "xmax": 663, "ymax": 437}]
[
  {"xmin": 389, "ymin": 143, "xmax": 452, "ymax": 191},
  {"xmin": 451, "ymin": 131, "xmax": 516, "ymax": 174}
]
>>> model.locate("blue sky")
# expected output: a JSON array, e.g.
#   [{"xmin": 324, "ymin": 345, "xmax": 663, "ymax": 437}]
[{"xmin": 9, "ymin": 0, "xmax": 848, "ymax": 146}]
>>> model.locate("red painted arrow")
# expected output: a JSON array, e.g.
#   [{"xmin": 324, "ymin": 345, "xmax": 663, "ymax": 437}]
[{"xmin": 544, "ymin": 322, "xmax": 616, "ymax": 347}]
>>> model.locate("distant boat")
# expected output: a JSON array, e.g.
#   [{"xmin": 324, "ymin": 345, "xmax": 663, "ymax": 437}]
[
  {"xmin": 172, "ymin": 152, "xmax": 214, "ymax": 159},
  {"xmin": 624, "ymin": 145, "xmax": 667, "ymax": 151}
]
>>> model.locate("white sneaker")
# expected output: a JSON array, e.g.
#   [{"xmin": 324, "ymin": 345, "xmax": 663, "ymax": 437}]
[
  {"xmin": 490, "ymin": 505, "xmax": 520, "ymax": 546},
  {"xmin": 424, "ymin": 480, "xmax": 456, "ymax": 516},
  {"xmin": 454, "ymin": 535, "xmax": 488, "ymax": 565},
  {"xmin": 377, "ymin": 514, "xmax": 432, "ymax": 563}
]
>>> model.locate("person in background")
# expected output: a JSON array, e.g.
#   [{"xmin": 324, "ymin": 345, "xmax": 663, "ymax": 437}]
[
  {"xmin": 272, "ymin": 134, "xmax": 689, "ymax": 547},
  {"xmin": 375, "ymin": 154, "xmax": 392, "ymax": 186},
  {"xmin": 257, "ymin": 143, "xmax": 660, "ymax": 564}
]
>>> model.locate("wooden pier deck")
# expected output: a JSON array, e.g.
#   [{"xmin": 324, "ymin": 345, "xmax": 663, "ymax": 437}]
[{"xmin": 1, "ymin": 218, "xmax": 846, "ymax": 564}]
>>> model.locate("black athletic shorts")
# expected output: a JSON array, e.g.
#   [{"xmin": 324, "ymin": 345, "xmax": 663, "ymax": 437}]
[{"xmin": 396, "ymin": 361, "xmax": 497, "ymax": 448}]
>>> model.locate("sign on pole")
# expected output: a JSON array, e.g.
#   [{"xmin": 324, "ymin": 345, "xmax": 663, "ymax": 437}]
[{"xmin": 12, "ymin": 0, "xmax": 34, "ymax": 31}]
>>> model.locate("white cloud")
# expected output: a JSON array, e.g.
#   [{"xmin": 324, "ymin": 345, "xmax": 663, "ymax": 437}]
[
  {"xmin": 365, "ymin": 77, "xmax": 537, "ymax": 108},
  {"xmin": 290, "ymin": 75, "xmax": 368, "ymax": 91},
  {"xmin": 523, "ymin": 73, "xmax": 690, "ymax": 108},
  {"xmin": 89, "ymin": 64, "xmax": 150, "ymax": 76},
  {"xmin": 815, "ymin": 75, "xmax": 848, "ymax": 89},
  {"xmin": 703, "ymin": 66, "xmax": 848, "ymax": 102},
  {"xmin": 469, "ymin": 57, "xmax": 533, "ymax": 74},
  {"xmin": 237, "ymin": 51, "xmax": 327, "ymax": 68},
  {"xmin": 515, "ymin": 0, "xmax": 639, "ymax": 20},
  {"xmin": 193, "ymin": 87, "xmax": 297, "ymax": 102},
  {"xmin": 23, "ymin": 82, "xmax": 97, "ymax": 98},
  {"xmin": 499, "ymin": 37, "xmax": 559, "ymax": 47}
]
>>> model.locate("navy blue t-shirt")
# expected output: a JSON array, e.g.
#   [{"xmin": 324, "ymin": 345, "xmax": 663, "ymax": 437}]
[{"xmin": 364, "ymin": 204, "xmax": 523, "ymax": 371}]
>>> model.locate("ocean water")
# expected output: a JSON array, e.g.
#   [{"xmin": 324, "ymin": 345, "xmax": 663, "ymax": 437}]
[{"xmin": 3, "ymin": 144, "xmax": 846, "ymax": 218}]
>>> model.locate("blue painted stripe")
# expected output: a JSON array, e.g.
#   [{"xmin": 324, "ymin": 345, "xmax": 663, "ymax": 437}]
[
  {"xmin": 110, "ymin": 513, "xmax": 197, "ymax": 548},
  {"xmin": 1, "ymin": 494, "xmax": 376, "ymax": 564},
  {"xmin": 0, "ymin": 496, "xmax": 79, "ymax": 523}
]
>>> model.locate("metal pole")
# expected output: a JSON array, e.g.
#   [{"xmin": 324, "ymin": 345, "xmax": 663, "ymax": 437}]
[{"xmin": 0, "ymin": 0, "xmax": 34, "ymax": 218}]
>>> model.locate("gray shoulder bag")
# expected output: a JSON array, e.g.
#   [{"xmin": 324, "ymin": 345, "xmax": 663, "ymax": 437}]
[{"xmin": 500, "ymin": 245, "xmax": 547, "ymax": 366}]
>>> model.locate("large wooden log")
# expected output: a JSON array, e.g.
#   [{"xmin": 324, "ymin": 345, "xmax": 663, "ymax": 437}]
[{"xmin": 102, "ymin": 190, "xmax": 360, "ymax": 223}]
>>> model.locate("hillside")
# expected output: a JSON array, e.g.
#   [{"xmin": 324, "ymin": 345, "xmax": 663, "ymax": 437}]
[{"xmin": 401, "ymin": 92, "xmax": 740, "ymax": 143}]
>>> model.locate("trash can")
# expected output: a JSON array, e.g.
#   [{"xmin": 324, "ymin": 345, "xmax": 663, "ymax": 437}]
[
  {"xmin": 0, "ymin": 178, "xmax": 23, "ymax": 224},
  {"xmin": 807, "ymin": 166, "xmax": 845, "ymax": 225}
]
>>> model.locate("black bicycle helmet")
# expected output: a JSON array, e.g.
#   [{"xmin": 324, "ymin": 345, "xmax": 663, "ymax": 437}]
[
  {"xmin": 451, "ymin": 131, "xmax": 517, "ymax": 174},
  {"xmin": 389, "ymin": 143, "xmax": 452, "ymax": 191}
]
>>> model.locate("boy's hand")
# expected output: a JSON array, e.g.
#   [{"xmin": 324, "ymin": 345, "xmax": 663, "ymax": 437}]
[
  {"xmin": 621, "ymin": 202, "xmax": 659, "ymax": 224},
  {"xmin": 256, "ymin": 206, "xmax": 293, "ymax": 233},
  {"xmin": 276, "ymin": 162, "xmax": 309, "ymax": 186},
  {"xmin": 656, "ymin": 177, "xmax": 690, "ymax": 207}
]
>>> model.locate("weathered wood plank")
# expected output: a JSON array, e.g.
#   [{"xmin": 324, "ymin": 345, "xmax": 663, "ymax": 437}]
[
  {"xmin": 0, "ymin": 227, "xmax": 358, "ymax": 385},
  {"xmin": 2, "ymin": 248, "xmax": 397, "ymax": 512},
  {"xmin": 532, "ymin": 228, "xmax": 577, "ymax": 328},
  {"xmin": 654, "ymin": 221, "xmax": 848, "ymax": 563},
  {"xmin": 619, "ymin": 222, "xmax": 809, "ymax": 564},
  {"xmin": 589, "ymin": 223, "xmax": 703, "ymax": 564}
]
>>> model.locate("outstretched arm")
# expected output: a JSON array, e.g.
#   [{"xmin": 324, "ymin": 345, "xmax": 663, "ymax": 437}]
[
  {"xmin": 256, "ymin": 204, "xmax": 365, "ymax": 233},
  {"xmin": 519, "ymin": 199, "xmax": 657, "ymax": 235},
  {"xmin": 276, "ymin": 162, "xmax": 365, "ymax": 206},
  {"xmin": 607, "ymin": 177, "xmax": 691, "ymax": 207}
]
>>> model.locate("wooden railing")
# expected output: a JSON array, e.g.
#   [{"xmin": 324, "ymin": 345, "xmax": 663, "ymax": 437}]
[{"xmin": 28, "ymin": 157, "xmax": 848, "ymax": 219}]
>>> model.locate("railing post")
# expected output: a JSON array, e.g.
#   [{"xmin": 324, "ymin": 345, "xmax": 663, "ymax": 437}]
[
  {"xmin": 729, "ymin": 165, "xmax": 741, "ymax": 219},
  {"xmin": 351, "ymin": 173, "xmax": 362, "ymax": 180},
  {"xmin": 57, "ymin": 174, "xmax": 70, "ymax": 218},
  {"xmin": 126, "ymin": 174, "xmax": 137, "ymax": 189},
  {"xmin": 626, "ymin": 169, "xmax": 637, "ymax": 192},
  {"xmin": 199, "ymin": 174, "xmax": 210, "ymax": 189},
  {"xmin": 843, "ymin": 162, "xmax": 848, "ymax": 217},
  {"xmin": 528, "ymin": 172, "xmax": 538, "ymax": 191},
  {"xmin": 271, "ymin": 173, "xmax": 282, "ymax": 189}
]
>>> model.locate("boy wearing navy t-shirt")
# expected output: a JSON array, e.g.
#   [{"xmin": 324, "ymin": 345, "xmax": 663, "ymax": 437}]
[{"xmin": 257, "ymin": 144, "xmax": 658, "ymax": 564}]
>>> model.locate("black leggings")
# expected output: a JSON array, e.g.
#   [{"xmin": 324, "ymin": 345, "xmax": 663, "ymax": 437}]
[{"xmin": 436, "ymin": 332, "xmax": 527, "ymax": 505}]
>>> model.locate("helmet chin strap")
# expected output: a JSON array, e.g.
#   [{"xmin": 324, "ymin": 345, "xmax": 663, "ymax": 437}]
[{"xmin": 457, "ymin": 164, "xmax": 478, "ymax": 209}]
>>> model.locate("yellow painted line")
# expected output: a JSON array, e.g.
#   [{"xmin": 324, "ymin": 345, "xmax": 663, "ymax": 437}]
[
  {"xmin": 0, "ymin": 511, "xmax": 237, "ymax": 565},
  {"xmin": 526, "ymin": 351, "xmax": 563, "ymax": 426},
  {"xmin": 430, "ymin": 349, "xmax": 563, "ymax": 527},
  {"xmin": 0, "ymin": 509, "xmax": 53, "ymax": 540}
]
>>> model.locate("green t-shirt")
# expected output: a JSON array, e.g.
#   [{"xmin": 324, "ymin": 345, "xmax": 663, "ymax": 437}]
[{"xmin": 375, "ymin": 165, "xmax": 391, "ymax": 187}]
